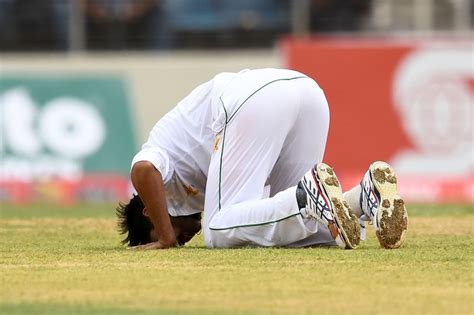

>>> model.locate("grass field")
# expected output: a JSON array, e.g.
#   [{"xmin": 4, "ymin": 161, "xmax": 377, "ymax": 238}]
[{"xmin": 1, "ymin": 203, "xmax": 472, "ymax": 315}]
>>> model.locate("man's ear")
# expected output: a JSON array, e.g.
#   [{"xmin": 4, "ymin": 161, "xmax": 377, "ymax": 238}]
[{"xmin": 142, "ymin": 207, "xmax": 149, "ymax": 217}]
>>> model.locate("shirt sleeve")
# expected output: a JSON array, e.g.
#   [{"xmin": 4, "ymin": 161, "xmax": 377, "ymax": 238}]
[{"xmin": 130, "ymin": 147, "xmax": 171, "ymax": 182}]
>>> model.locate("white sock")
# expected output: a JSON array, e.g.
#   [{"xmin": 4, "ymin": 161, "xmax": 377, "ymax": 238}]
[{"xmin": 343, "ymin": 185, "xmax": 363, "ymax": 218}]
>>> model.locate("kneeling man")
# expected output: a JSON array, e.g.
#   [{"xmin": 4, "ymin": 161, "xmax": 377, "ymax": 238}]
[{"xmin": 117, "ymin": 68, "xmax": 408, "ymax": 250}]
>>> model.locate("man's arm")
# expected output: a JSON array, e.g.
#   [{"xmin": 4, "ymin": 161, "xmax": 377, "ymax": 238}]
[{"xmin": 131, "ymin": 161, "xmax": 176, "ymax": 249}]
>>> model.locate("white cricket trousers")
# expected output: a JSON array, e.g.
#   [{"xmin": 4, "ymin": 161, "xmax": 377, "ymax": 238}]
[{"xmin": 203, "ymin": 74, "xmax": 335, "ymax": 248}]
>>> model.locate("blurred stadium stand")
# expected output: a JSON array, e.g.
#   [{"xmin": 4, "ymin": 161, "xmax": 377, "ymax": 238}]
[{"xmin": 1, "ymin": 0, "xmax": 470, "ymax": 52}]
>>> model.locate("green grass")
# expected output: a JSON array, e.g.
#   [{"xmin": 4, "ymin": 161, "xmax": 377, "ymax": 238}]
[{"xmin": 1, "ymin": 203, "xmax": 473, "ymax": 315}]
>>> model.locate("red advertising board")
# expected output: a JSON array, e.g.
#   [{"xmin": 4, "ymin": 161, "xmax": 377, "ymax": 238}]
[
  {"xmin": 282, "ymin": 37, "xmax": 473, "ymax": 203},
  {"xmin": 0, "ymin": 175, "xmax": 131, "ymax": 204}
]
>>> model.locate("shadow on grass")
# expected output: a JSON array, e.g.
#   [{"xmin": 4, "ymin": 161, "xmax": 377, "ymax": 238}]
[{"xmin": 0, "ymin": 302, "xmax": 221, "ymax": 315}]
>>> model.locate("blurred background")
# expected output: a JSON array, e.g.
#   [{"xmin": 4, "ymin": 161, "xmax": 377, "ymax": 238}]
[{"xmin": 0, "ymin": 0, "xmax": 472, "ymax": 205}]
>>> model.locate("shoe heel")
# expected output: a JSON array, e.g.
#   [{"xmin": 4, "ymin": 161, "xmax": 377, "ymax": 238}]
[
  {"xmin": 370, "ymin": 161, "xmax": 408, "ymax": 249},
  {"xmin": 317, "ymin": 163, "xmax": 361, "ymax": 249}
]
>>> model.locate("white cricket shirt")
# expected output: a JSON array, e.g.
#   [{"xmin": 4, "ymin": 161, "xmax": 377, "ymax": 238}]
[{"xmin": 131, "ymin": 71, "xmax": 239, "ymax": 216}]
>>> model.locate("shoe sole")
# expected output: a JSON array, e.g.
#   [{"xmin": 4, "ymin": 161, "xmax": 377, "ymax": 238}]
[
  {"xmin": 370, "ymin": 161, "xmax": 408, "ymax": 249},
  {"xmin": 315, "ymin": 163, "xmax": 361, "ymax": 249}
]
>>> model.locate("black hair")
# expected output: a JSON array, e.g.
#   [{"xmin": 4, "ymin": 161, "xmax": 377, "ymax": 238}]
[{"xmin": 116, "ymin": 194, "xmax": 153, "ymax": 246}]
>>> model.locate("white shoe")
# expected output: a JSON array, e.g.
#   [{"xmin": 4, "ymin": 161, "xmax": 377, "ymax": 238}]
[
  {"xmin": 360, "ymin": 161, "xmax": 408, "ymax": 249},
  {"xmin": 298, "ymin": 163, "xmax": 360, "ymax": 249}
]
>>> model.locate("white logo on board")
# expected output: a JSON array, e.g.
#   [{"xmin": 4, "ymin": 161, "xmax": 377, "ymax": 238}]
[
  {"xmin": 0, "ymin": 87, "xmax": 106, "ymax": 180},
  {"xmin": 391, "ymin": 47, "xmax": 473, "ymax": 175}
]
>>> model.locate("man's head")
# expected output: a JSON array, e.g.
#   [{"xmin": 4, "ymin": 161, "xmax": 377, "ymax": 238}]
[{"xmin": 116, "ymin": 194, "xmax": 201, "ymax": 246}]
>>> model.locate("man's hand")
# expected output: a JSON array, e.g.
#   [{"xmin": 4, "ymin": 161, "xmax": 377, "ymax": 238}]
[
  {"xmin": 128, "ymin": 240, "xmax": 176, "ymax": 250},
  {"xmin": 131, "ymin": 161, "xmax": 176, "ymax": 248}
]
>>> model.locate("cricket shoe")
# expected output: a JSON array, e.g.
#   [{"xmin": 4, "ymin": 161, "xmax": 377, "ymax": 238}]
[
  {"xmin": 360, "ymin": 161, "xmax": 408, "ymax": 249},
  {"xmin": 297, "ymin": 163, "xmax": 360, "ymax": 249}
]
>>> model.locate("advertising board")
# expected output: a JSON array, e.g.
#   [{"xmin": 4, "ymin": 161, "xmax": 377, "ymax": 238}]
[
  {"xmin": 283, "ymin": 37, "xmax": 473, "ymax": 202},
  {"xmin": 0, "ymin": 77, "xmax": 136, "ymax": 203}
]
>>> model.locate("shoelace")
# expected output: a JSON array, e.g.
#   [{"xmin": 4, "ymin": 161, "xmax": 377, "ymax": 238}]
[{"xmin": 359, "ymin": 214, "xmax": 373, "ymax": 241}]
